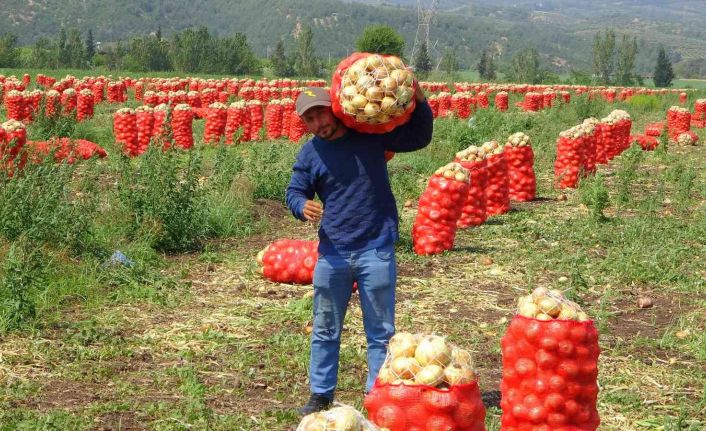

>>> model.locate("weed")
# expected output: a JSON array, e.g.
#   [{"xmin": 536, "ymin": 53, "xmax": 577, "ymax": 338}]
[{"xmin": 579, "ymin": 174, "xmax": 610, "ymax": 221}]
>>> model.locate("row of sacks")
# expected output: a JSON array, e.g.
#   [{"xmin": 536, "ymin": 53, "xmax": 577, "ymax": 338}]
[
  {"xmin": 412, "ymin": 134, "xmax": 536, "ymax": 256},
  {"xmin": 554, "ymin": 110, "xmax": 632, "ymax": 189},
  {"xmin": 112, "ymin": 101, "xmax": 309, "ymax": 157},
  {"xmin": 3, "ymin": 88, "xmax": 96, "ymax": 122}
]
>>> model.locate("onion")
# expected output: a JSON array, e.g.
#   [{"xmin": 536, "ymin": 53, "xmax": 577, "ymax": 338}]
[
  {"xmin": 363, "ymin": 102, "xmax": 381, "ymax": 117},
  {"xmin": 536, "ymin": 313, "xmax": 553, "ymax": 321},
  {"xmin": 519, "ymin": 302, "xmax": 540, "ymax": 318},
  {"xmin": 326, "ymin": 406, "xmax": 360, "ymax": 431},
  {"xmin": 365, "ymin": 86, "xmax": 384, "ymax": 102},
  {"xmin": 380, "ymin": 77, "xmax": 398, "ymax": 92},
  {"xmin": 389, "ymin": 332, "xmax": 417, "ymax": 358},
  {"xmin": 557, "ymin": 304, "xmax": 577, "ymax": 320},
  {"xmin": 351, "ymin": 94, "xmax": 368, "ymax": 109},
  {"xmin": 377, "ymin": 366, "xmax": 396, "ymax": 384},
  {"xmin": 301, "ymin": 413, "xmax": 327, "ymax": 431},
  {"xmin": 380, "ymin": 96, "xmax": 397, "ymax": 113},
  {"xmin": 415, "ymin": 335, "xmax": 452, "ymax": 367},
  {"xmin": 452, "ymin": 348, "xmax": 475, "ymax": 368},
  {"xmin": 443, "ymin": 364, "xmax": 477, "ymax": 385},
  {"xmin": 537, "ymin": 297, "xmax": 561, "ymax": 317},
  {"xmin": 415, "ymin": 364, "xmax": 445, "ymax": 386},
  {"xmin": 390, "ymin": 356, "xmax": 421, "ymax": 379},
  {"xmin": 532, "ymin": 287, "xmax": 549, "ymax": 301}
]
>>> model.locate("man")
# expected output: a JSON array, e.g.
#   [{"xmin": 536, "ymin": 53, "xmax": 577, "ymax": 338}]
[{"xmin": 286, "ymin": 82, "xmax": 433, "ymax": 415}]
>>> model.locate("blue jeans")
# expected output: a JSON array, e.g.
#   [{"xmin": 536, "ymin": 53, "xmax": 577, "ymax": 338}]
[{"xmin": 309, "ymin": 242, "xmax": 396, "ymax": 398}]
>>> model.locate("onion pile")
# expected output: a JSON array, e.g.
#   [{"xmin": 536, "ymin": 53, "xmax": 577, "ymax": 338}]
[
  {"xmin": 336, "ymin": 54, "xmax": 415, "ymax": 127},
  {"xmin": 298, "ymin": 405, "xmax": 379, "ymax": 431},
  {"xmin": 516, "ymin": 287, "xmax": 589, "ymax": 322},
  {"xmin": 256, "ymin": 239, "xmax": 318, "ymax": 284},
  {"xmin": 376, "ymin": 333, "xmax": 476, "ymax": 387}
]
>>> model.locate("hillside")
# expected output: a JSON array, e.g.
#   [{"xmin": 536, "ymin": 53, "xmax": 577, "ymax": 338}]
[{"xmin": 2, "ymin": 0, "xmax": 705, "ymax": 75}]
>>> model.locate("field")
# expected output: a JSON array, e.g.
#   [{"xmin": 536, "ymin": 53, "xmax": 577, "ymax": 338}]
[{"xmin": 0, "ymin": 69, "xmax": 705, "ymax": 430}]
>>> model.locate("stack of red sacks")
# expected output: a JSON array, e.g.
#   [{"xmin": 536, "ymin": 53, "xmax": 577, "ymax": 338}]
[
  {"xmin": 504, "ymin": 132, "xmax": 536, "ymax": 201},
  {"xmin": 501, "ymin": 287, "xmax": 600, "ymax": 431},
  {"xmin": 265, "ymin": 100, "xmax": 285, "ymax": 139},
  {"xmin": 691, "ymin": 99, "xmax": 706, "ymax": 128},
  {"xmin": 365, "ymin": 332, "xmax": 486, "ymax": 431},
  {"xmin": 255, "ymin": 239, "xmax": 318, "ymax": 284},
  {"xmin": 495, "ymin": 91, "xmax": 509, "ymax": 112},
  {"xmin": 113, "ymin": 108, "xmax": 139, "ymax": 157},
  {"xmin": 225, "ymin": 101, "xmax": 247, "ymax": 144},
  {"xmin": 1, "ymin": 119, "xmax": 28, "ymax": 172},
  {"xmin": 412, "ymin": 163, "xmax": 470, "ymax": 256},
  {"xmin": 171, "ymin": 104, "xmax": 195, "ymax": 149}
]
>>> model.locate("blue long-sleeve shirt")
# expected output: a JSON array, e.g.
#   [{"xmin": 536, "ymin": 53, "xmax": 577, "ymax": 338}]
[{"xmin": 285, "ymin": 101, "xmax": 433, "ymax": 255}]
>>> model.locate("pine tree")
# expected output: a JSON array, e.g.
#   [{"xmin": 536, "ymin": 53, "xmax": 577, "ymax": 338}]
[
  {"xmin": 653, "ymin": 46, "xmax": 675, "ymax": 88},
  {"xmin": 294, "ymin": 26, "xmax": 320, "ymax": 77},
  {"xmin": 413, "ymin": 41, "xmax": 432, "ymax": 77},
  {"xmin": 156, "ymin": 25, "xmax": 162, "ymax": 41},
  {"xmin": 85, "ymin": 29, "xmax": 95, "ymax": 62},
  {"xmin": 440, "ymin": 48, "xmax": 458, "ymax": 77},
  {"xmin": 476, "ymin": 48, "xmax": 496, "ymax": 80}
]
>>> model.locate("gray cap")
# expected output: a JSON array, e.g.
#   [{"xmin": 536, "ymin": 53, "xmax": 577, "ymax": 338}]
[{"xmin": 295, "ymin": 87, "xmax": 331, "ymax": 116}]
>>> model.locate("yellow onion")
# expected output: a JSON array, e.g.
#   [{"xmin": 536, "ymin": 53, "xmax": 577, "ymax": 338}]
[
  {"xmin": 452, "ymin": 348, "xmax": 474, "ymax": 368},
  {"xmin": 351, "ymin": 94, "xmax": 368, "ymax": 110},
  {"xmin": 365, "ymin": 86, "xmax": 384, "ymax": 102},
  {"xmin": 390, "ymin": 356, "xmax": 421, "ymax": 379},
  {"xmin": 519, "ymin": 302, "xmax": 540, "ymax": 318},
  {"xmin": 443, "ymin": 364, "xmax": 477, "ymax": 385},
  {"xmin": 415, "ymin": 335, "xmax": 452, "ymax": 367},
  {"xmin": 388, "ymin": 332, "xmax": 417, "ymax": 358},
  {"xmin": 301, "ymin": 413, "xmax": 327, "ymax": 431},
  {"xmin": 377, "ymin": 366, "xmax": 396, "ymax": 384},
  {"xmin": 325, "ymin": 406, "xmax": 360, "ymax": 431},
  {"xmin": 363, "ymin": 102, "xmax": 381, "ymax": 117},
  {"xmin": 415, "ymin": 364, "xmax": 445, "ymax": 387}
]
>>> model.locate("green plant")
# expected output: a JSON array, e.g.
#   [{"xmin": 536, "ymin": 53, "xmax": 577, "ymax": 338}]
[
  {"xmin": 0, "ymin": 238, "xmax": 44, "ymax": 331},
  {"xmin": 615, "ymin": 145, "xmax": 644, "ymax": 206},
  {"xmin": 579, "ymin": 174, "xmax": 610, "ymax": 221}
]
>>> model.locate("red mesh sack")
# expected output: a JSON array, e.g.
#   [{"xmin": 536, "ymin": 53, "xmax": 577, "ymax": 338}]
[
  {"xmin": 365, "ymin": 333, "xmax": 486, "ymax": 431},
  {"xmin": 455, "ymin": 147, "xmax": 487, "ymax": 228},
  {"xmin": 246, "ymin": 100, "xmax": 263, "ymax": 141},
  {"xmin": 204, "ymin": 102, "xmax": 228, "ymax": 144},
  {"xmin": 289, "ymin": 110, "xmax": 308, "ymax": 143},
  {"xmin": 114, "ymin": 108, "xmax": 139, "ymax": 157},
  {"xmin": 522, "ymin": 93, "xmax": 540, "ymax": 112},
  {"xmin": 501, "ymin": 288, "xmax": 600, "ymax": 431},
  {"xmin": 694, "ymin": 99, "xmax": 706, "ymax": 121},
  {"xmin": 171, "ymin": 104, "xmax": 194, "ymax": 150},
  {"xmin": 60, "ymin": 89, "xmax": 77, "ymax": 115},
  {"xmin": 645, "ymin": 122, "xmax": 664, "ymax": 137},
  {"xmin": 495, "ymin": 91, "xmax": 509, "ymax": 112},
  {"xmin": 152, "ymin": 104, "xmax": 169, "ymax": 143},
  {"xmin": 679, "ymin": 92, "xmax": 687, "ymax": 105},
  {"xmin": 412, "ymin": 163, "xmax": 470, "ymax": 256},
  {"xmin": 1, "ymin": 120, "xmax": 27, "ymax": 162},
  {"xmin": 135, "ymin": 106, "xmax": 155, "ymax": 155},
  {"xmin": 281, "ymin": 99, "xmax": 295, "ymax": 136},
  {"xmin": 44, "ymin": 90, "xmax": 59, "ymax": 118},
  {"xmin": 3, "ymin": 90, "xmax": 26, "ymax": 121},
  {"xmin": 483, "ymin": 141, "xmax": 511, "ymax": 216},
  {"xmin": 581, "ymin": 119, "xmax": 599, "ymax": 175},
  {"xmin": 331, "ymin": 52, "xmax": 416, "ymax": 134},
  {"xmin": 256, "ymin": 239, "xmax": 318, "ymax": 284},
  {"xmin": 76, "ymin": 89, "xmax": 95, "ymax": 121},
  {"xmin": 225, "ymin": 101, "xmax": 246, "ymax": 144},
  {"xmin": 504, "ymin": 133, "xmax": 536, "ymax": 202},
  {"xmin": 667, "ymin": 106, "xmax": 691, "ymax": 141},
  {"xmin": 428, "ymin": 96, "xmax": 440, "ymax": 118},
  {"xmin": 632, "ymin": 134, "xmax": 658, "ymax": 151},
  {"xmin": 438, "ymin": 92, "xmax": 452, "ymax": 117},
  {"xmin": 554, "ymin": 127, "xmax": 585, "ymax": 189},
  {"xmin": 477, "ymin": 91, "xmax": 489, "ymax": 109},
  {"xmin": 265, "ymin": 100, "xmax": 284, "ymax": 140}
]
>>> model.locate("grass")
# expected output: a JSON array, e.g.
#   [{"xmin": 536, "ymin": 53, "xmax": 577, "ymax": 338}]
[{"xmin": 0, "ymin": 73, "xmax": 705, "ymax": 429}]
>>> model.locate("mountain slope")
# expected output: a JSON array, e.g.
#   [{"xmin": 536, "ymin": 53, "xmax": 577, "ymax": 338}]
[{"xmin": 1, "ymin": 0, "xmax": 704, "ymax": 75}]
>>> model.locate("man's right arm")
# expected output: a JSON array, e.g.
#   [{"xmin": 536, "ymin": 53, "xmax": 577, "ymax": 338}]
[{"xmin": 285, "ymin": 149, "xmax": 315, "ymax": 222}]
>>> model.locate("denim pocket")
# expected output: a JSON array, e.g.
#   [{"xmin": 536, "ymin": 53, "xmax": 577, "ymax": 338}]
[{"xmin": 374, "ymin": 246, "xmax": 394, "ymax": 261}]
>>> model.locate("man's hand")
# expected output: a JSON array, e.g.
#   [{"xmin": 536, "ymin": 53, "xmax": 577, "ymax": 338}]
[
  {"xmin": 413, "ymin": 79, "xmax": 426, "ymax": 103},
  {"xmin": 303, "ymin": 200, "xmax": 323, "ymax": 221}
]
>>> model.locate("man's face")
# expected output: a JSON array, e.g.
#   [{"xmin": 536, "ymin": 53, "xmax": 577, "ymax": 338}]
[{"xmin": 300, "ymin": 106, "xmax": 342, "ymax": 140}]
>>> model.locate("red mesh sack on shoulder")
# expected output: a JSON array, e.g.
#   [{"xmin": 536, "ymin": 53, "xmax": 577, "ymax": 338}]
[
  {"xmin": 331, "ymin": 52, "xmax": 416, "ymax": 134},
  {"xmin": 455, "ymin": 147, "xmax": 487, "ymax": 228},
  {"xmin": 504, "ymin": 133, "xmax": 536, "ymax": 202},
  {"xmin": 483, "ymin": 142, "xmax": 510, "ymax": 216},
  {"xmin": 412, "ymin": 163, "xmax": 470, "ymax": 255},
  {"xmin": 365, "ymin": 333, "xmax": 486, "ymax": 431},
  {"xmin": 256, "ymin": 239, "xmax": 319, "ymax": 284},
  {"xmin": 501, "ymin": 289, "xmax": 600, "ymax": 431}
]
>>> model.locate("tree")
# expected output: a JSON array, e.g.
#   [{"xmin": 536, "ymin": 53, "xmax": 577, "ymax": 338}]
[
  {"xmin": 653, "ymin": 46, "xmax": 675, "ymax": 88},
  {"xmin": 294, "ymin": 26, "xmax": 320, "ymax": 77},
  {"xmin": 592, "ymin": 29, "xmax": 616, "ymax": 84},
  {"xmin": 27, "ymin": 37, "xmax": 57, "ymax": 68},
  {"xmin": 85, "ymin": 29, "xmax": 95, "ymax": 63},
  {"xmin": 509, "ymin": 48, "xmax": 540, "ymax": 84},
  {"xmin": 440, "ymin": 48, "xmax": 459, "ymax": 77},
  {"xmin": 413, "ymin": 40, "xmax": 432, "ymax": 77},
  {"xmin": 271, "ymin": 39, "xmax": 292, "ymax": 77},
  {"xmin": 214, "ymin": 33, "xmax": 260, "ymax": 74},
  {"xmin": 616, "ymin": 35, "xmax": 638, "ymax": 86},
  {"xmin": 476, "ymin": 47, "xmax": 496, "ymax": 80},
  {"xmin": 0, "ymin": 32, "xmax": 20, "ymax": 67},
  {"xmin": 125, "ymin": 35, "xmax": 171, "ymax": 72},
  {"xmin": 66, "ymin": 29, "xmax": 87, "ymax": 68},
  {"xmin": 156, "ymin": 25, "xmax": 162, "ymax": 41},
  {"xmin": 170, "ymin": 27, "xmax": 213, "ymax": 73},
  {"xmin": 355, "ymin": 25, "xmax": 405, "ymax": 57},
  {"xmin": 57, "ymin": 28, "xmax": 69, "ymax": 66}
]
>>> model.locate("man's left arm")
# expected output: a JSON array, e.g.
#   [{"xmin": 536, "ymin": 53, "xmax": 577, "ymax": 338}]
[{"xmin": 382, "ymin": 82, "xmax": 434, "ymax": 153}]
